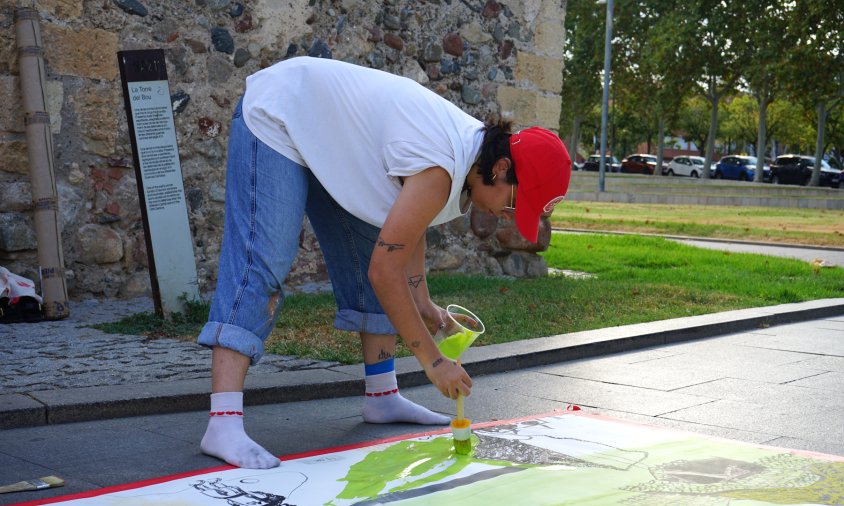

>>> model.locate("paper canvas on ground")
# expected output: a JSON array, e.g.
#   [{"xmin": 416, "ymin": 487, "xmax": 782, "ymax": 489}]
[{"xmin": 16, "ymin": 412, "xmax": 844, "ymax": 505}]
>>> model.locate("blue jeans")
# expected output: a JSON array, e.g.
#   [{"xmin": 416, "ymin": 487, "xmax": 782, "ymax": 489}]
[{"xmin": 197, "ymin": 100, "xmax": 396, "ymax": 364}]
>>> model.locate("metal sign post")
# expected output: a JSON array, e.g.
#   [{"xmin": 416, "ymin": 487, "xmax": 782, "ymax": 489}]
[{"xmin": 117, "ymin": 49, "xmax": 199, "ymax": 318}]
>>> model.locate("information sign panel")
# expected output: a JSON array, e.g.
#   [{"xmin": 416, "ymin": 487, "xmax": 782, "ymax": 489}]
[{"xmin": 118, "ymin": 49, "xmax": 199, "ymax": 317}]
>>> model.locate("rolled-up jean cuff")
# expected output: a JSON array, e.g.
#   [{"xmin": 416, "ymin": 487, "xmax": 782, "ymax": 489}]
[
  {"xmin": 334, "ymin": 309, "xmax": 396, "ymax": 335},
  {"xmin": 197, "ymin": 321, "xmax": 265, "ymax": 365}
]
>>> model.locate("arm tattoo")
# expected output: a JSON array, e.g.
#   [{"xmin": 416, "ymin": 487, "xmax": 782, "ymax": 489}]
[
  {"xmin": 432, "ymin": 357, "xmax": 444, "ymax": 368},
  {"xmin": 377, "ymin": 237, "xmax": 405, "ymax": 252},
  {"xmin": 407, "ymin": 275, "xmax": 423, "ymax": 288},
  {"xmin": 411, "ymin": 340, "xmax": 420, "ymax": 348}
]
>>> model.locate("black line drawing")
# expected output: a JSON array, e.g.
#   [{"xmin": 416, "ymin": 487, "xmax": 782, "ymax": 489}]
[
  {"xmin": 189, "ymin": 474, "xmax": 307, "ymax": 506},
  {"xmin": 376, "ymin": 238, "xmax": 404, "ymax": 252}
]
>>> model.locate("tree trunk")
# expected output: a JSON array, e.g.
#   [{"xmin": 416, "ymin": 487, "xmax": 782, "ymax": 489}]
[
  {"xmin": 810, "ymin": 101, "xmax": 827, "ymax": 187},
  {"xmin": 754, "ymin": 94, "xmax": 769, "ymax": 183},
  {"xmin": 703, "ymin": 80, "xmax": 720, "ymax": 179},
  {"xmin": 570, "ymin": 115, "xmax": 582, "ymax": 172},
  {"xmin": 656, "ymin": 117, "xmax": 665, "ymax": 177}
]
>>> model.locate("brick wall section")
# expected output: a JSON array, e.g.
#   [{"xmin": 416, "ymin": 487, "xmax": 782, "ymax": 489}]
[{"xmin": 0, "ymin": 0, "xmax": 567, "ymax": 299}]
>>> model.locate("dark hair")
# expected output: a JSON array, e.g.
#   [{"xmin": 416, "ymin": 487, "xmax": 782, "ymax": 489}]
[{"xmin": 477, "ymin": 117, "xmax": 517, "ymax": 185}]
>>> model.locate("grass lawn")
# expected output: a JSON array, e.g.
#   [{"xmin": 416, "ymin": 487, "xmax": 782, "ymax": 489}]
[
  {"xmin": 550, "ymin": 201, "xmax": 844, "ymax": 247},
  {"xmin": 95, "ymin": 232, "xmax": 844, "ymax": 364}
]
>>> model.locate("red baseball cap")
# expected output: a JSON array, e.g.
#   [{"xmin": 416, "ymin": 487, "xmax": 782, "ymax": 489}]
[{"xmin": 509, "ymin": 127, "xmax": 572, "ymax": 242}]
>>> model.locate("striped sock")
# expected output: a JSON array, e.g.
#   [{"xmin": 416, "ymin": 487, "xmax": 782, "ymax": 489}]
[{"xmin": 362, "ymin": 359, "xmax": 449, "ymax": 425}]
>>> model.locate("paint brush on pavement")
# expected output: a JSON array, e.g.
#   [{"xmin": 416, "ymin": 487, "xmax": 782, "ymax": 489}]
[
  {"xmin": 451, "ymin": 362, "xmax": 472, "ymax": 455},
  {"xmin": 451, "ymin": 394, "xmax": 471, "ymax": 455},
  {"xmin": 0, "ymin": 476, "xmax": 65, "ymax": 494}
]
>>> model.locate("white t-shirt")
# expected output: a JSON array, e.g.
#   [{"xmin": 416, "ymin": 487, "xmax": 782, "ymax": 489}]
[{"xmin": 242, "ymin": 57, "xmax": 485, "ymax": 228}]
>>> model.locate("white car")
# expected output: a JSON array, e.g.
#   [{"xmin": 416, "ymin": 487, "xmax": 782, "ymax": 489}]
[{"xmin": 665, "ymin": 155, "xmax": 705, "ymax": 178}]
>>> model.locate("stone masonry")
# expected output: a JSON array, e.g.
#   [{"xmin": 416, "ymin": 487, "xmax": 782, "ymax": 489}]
[{"xmin": 0, "ymin": 0, "xmax": 567, "ymax": 300}]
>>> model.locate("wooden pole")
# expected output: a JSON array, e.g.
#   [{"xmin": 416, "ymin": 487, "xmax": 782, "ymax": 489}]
[{"xmin": 14, "ymin": 2, "xmax": 69, "ymax": 320}]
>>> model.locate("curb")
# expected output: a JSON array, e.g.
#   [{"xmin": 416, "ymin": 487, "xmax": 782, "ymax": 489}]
[{"xmin": 2, "ymin": 298, "xmax": 843, "ymax": 430}]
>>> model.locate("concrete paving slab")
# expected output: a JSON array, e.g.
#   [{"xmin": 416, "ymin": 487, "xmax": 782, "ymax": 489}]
[
  {"xmin": 762, "ymin": 317, "xmax": 844, "ymax": 333},
  {"xmin": 674, "ymin": 377, "xmax": 844, "ymax": 409},
  {"xmin": 131, "ymin": 412, "xmax": 216, "ymax": 445},
  {"xmin": 619, "ymin": 348, "xmax": 687, "ymax": 364},
  {"xmin": 761, "ymin": 436, "xmax": 844, "ymax": 459},
  {"xmin": 247, "ymin": 395, "xmax": 363, "ymax": 423},
  {"xmin": 535, "ymin": 344, "xmax": 819, "ymax": 391},
  {"xmin": 788, "ymin": 355, "xmax": 844, "ymax": 372},
  {"xmin": 814, "ymin": 318, "xmax": 844, "ymax": 330},
  {"xmin": 391, "ymin": 377, "xmax": 568, "ymax": 423},
  {"xmin": 453, "ymin": 389, "xmax": 578, "ymax": 422},
  {"xmin": 666, "ymin": 339, "xmax": 813, "ymax": 365},
  {"xmin": 740, "ymin": 331, "xmax": 844, "ymax": 356},
  {"xmin": 496, "ymin": 370, "xmax": 716, "ymax": 417},
  {"xmin": 786, "ymin": 370, "xmax": 844, "ymax": 390},
  {"xmin": 275, "ymin": 425, "xmax": 374, "ymax": 456},
  {"xmin": 578, "ymin": 406, "xmax": 778, "ymax": 445},
  {"xmin": 662, "ymin": 398, "xmax": 844, "ymax": 443},
  {"xmin": 0, "ymin": 452, "xmax": 101, "ymax": 505},
  {"xmin": 314, "ymin": 421, "xmax": 443, "ymax": 454},
  {"xmin": 323, "ymin": 417, "xmax": 446, "ymax": 442},
  {"xmin": 0, "ymin": 393, "xmax": 44, "ymax": 429},
  {"xmin": 61, "ymin": 442, "xmax": 209, "ymax": 490},
  {"xmin": 534, "ymin": 360, "xmax": 724, "ymax": 391},
  {"xmin": 0, "ymin": 420, "xmax": 197, "ymax": 469}
]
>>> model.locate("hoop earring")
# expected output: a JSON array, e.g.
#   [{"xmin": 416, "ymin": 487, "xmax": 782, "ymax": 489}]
[{"xmin": 491, "ymin": 174, "xmax": 497, "ymax": 182}]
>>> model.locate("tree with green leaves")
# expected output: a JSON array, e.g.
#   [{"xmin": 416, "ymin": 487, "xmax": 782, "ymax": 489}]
[
  {"xmin": 612, "ymin": 0, "xmax": 695, "ymax": 175},
  {"xmin": 671, "ymin": 0, "xmax": 752, "ymax": 178},
  {"xmin": 740, "ymin": 0, "xmax": 792, "ymax": 181},
  {"xmin": 560, "ymin": 0, "xmax": 605, "ymax": 169},
  {"xmin": 784, "ymin": 0, "xmax": 844, "ymax": 185},
  {"xmin": 721, "ymin": 95, "xmax": 756, "ymax": 153},
  {"xmin": 676, "ymin": 95, "xmax": 712, "ymax": 155},
  {"xmin": 769, "ymin": 98, "xmax": 815, "ymax": 154}
]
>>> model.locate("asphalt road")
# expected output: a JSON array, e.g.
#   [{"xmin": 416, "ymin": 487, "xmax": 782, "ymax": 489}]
[{"xmin": 671, "ymin": 238, "xmax": 844, "ymax": 267}]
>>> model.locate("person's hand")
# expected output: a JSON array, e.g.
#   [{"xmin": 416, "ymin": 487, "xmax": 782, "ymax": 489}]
[
  {"xmin": 418, "ymin": 301, "xmax": 449, "ymax": 335},
  {"xmin": 423, "ymin": 354, "xmax": 472, "ymax": 399}
]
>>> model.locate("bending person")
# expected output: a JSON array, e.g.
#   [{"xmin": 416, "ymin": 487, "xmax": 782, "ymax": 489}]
[{"xmin": 197, "ymin": 56, "xmax": 572, "ymax": 469}]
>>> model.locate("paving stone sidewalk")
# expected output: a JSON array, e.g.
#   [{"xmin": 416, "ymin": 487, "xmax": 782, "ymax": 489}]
[{"xmin": 0, "ymin": 297, "xmax": 339, "ymax": 395}]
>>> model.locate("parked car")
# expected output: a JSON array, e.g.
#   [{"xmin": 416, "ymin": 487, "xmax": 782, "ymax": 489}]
[
  {"xmin": 713, "ymin": 155, "xmax": 770, "ymax": 181},
  {"xmin": 665, "ymin": 155, "xmax": 705, "ymax": 177},
  {"xmin": 769, "ymin": 155, "xmax": 841, "ymax": 188},
  {"xmin": 620, "ymin": 154, "xmax": 657, "ymax": 175},
  {"xmin": 582, "ymin": 155, "xmax": 621, "ymax": 172}
]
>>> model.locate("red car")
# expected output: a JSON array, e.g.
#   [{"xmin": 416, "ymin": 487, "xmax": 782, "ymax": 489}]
[{"xmin": 620, "ymin": 154, "xmax": 657, "ymax": 174}]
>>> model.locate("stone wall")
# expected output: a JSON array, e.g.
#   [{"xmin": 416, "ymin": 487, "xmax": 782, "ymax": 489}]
[{"xmin": 0, "ymin": 0, "xmax": 567, "ymax": 300}]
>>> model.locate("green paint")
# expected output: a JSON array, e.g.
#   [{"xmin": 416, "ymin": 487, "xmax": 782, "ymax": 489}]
[
  {"xmin": 332, "ymin": 420, "xmax": 844, "ymax": 506},
  {"xmin": 453, "ymin": 437, "xmax": 472, "ymax": 455},
  {"xmin": 437, "ymin": 330, "xmax": 478, "ymax": 360},
  {"xmin": 335, "ymin": 437, "xmax": 476, "ymax": 502},
  {"xmin": 722, "ymin": 459, "xmax": 844, "ymax": 504}
]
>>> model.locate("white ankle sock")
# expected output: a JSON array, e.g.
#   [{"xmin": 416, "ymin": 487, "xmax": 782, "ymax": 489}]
[
  {"xmin": 200, "ymin": 392, "xmax": 280, "ymax": 469},
  {"xmin": 362, "ymin": 371, "xmax": 449, "ymax": 425}
]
